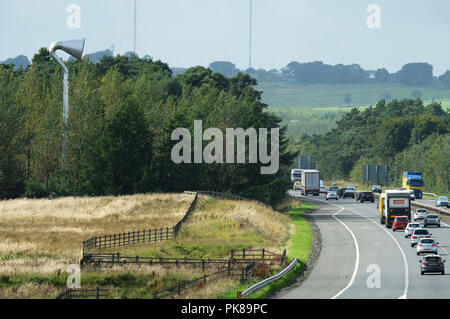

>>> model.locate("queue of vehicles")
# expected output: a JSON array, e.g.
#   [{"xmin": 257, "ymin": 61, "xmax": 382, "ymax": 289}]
[{"xmin": 290, "ymin": 174, "xmax": 447, "ymax": 275}]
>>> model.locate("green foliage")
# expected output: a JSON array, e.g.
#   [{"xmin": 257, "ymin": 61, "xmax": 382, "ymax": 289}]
[
  {"xmin": 293, "ymin": 98, "xmax": 449, "ymax": 195},
  {"xmin": 0, "ymin": 52, "xmax": 293, "ymax": 206}
]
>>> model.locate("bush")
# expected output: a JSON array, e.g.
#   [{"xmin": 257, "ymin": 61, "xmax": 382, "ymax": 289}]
[{"xmin": 24, "ymin": 180, "xmax": 47, "ymax": 198}]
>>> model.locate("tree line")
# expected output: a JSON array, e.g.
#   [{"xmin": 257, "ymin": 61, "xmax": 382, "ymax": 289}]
[
  {"xmin": 209, "ymin": 60, "xmax": 450, "ymax": 88},
  {"xmin": 0, "ymin": 50, "xmax": 295, "ymax": 206},
  {"xmin": 292, "ymin": 99, "xmax": 450, "ymax": 195}
]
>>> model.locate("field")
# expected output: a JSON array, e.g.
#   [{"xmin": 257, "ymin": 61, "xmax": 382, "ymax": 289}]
[
  {"xmin": 258, "ymin": 82, "xmax": 450, "ymax": 108},
  {"xmin": 268, "ymin": 98, "xmax": 450, "ymax": 138},
  {"xmin": 0, "ymin": 193, "xmax": 300, "ymax": 299}
]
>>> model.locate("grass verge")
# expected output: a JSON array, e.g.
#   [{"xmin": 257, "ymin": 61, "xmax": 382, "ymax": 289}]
[{"xmin": 219, "ymin": 200, "xmax": 317, "ymax": 299}]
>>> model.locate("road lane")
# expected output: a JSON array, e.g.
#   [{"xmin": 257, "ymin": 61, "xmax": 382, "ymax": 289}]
[
  {"xmin": 281, "ymin": 192, "xmax": 407, "ymax": 299},
  {"xmin": 280, "ymin": 193, "xmax": 356, "ymax": 299},
  {"xmin": 347, "ymin": 199, "xmax": 450, "ymax": 299}
]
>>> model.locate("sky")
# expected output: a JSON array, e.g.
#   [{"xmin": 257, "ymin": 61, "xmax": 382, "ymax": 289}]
[{"xmin": 1, "ymin": 0, "xmax": 450, "ymax": 75}]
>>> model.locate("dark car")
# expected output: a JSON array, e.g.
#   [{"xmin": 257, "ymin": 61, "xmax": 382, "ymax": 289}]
[
  {"xmin": 371, "ymin": 185, "xmax": 382, "ymax": 193},
  {"xmin": 338, "ymin": 187, "xmax": 347, "ymax": 197},
  {"xmin": 343, "ymin": 189, "xmax": 355, "ymax": 199},
  {"xmin": 356, "ymin": 191, "xmax": 375, "ymax": 203},
  {"xmin": 419, "ymin": 255, "xmax": 446, "ymax": 275}
]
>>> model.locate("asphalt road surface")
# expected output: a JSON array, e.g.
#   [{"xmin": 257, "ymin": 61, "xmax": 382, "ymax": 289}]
[{"xmin": 279, "ymin": 191, "xmax": 450, "ymax": 299}]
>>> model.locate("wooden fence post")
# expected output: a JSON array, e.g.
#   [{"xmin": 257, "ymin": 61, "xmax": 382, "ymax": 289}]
[
  {"xmin": 243, "ymin": 249, "xmax": 246, "ymax": 259},
  {"xmin": 96, "ymin": 287, "xmax": 100, "ymax": 299},
  {"xmin": 167, "ymin": 227, "xmax": 169, "ymax": 240},
  {"xmin": 203, "ymin": 275, "xmax": 207, "ymax": 287},
  {"xmin": 262, "ymin": 248, "xmax": 265, "ymax": 260}
]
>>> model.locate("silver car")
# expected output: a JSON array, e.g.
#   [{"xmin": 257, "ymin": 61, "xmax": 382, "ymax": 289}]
[
  {"xmin": 416, "ymin": 238, "xmax": 439, "ymax": 256},
  {"xmin": 404, "ymin": 223, "xmax": 421, "ymax": 238},
  {"xmin": 424, "ymin": 214, "xmax": 441, "ymax": 228},
  {"xmin": 411, "ymin": 228, "xmax": 432, "ymax": 247},
  {"xmin": 413, "ymin": 209, "xmax": 428, "ymax": 221},
  {"xmin": 326, "ymin": 191, "xmax": 338, "ymax": 200}
]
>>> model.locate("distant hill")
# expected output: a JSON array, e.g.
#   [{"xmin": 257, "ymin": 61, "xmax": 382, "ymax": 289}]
[
  {"xmin": 68, "ymin": 49, "xmax": 114, "ymax": 63},
  {"xmin": 1, "ymin": 55, "xmax": 30, "ymax": 70}
]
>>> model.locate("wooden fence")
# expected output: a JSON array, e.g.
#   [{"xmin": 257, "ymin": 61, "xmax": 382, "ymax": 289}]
[
  {"xmin": 81, "ymin": 249, "xmax": 283, "ymax": 269},
  {"xmin": 81, "ymin": 192, "xmax": 198, "ymax": 254},
  {"xmin": 56, "ymin": 288, "xmax": 108, "ymax": 300},
  {"xmin": 152, "ymin": 259, "xmax": 259, "ymax": 299}
]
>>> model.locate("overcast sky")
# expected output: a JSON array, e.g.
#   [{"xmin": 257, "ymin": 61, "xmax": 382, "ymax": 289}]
[{"xmin": 1, "ymin": 0, "xmax": 449, "ymax": 75}]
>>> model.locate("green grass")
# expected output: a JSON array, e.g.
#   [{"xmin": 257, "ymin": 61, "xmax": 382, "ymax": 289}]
[
  {"xmin": 258, "ymin": 81, "xmax": 450, "ymax": 108},
  {"xmin": 219, "ymin": 200, "xmax": 317, "ymax": 299}
]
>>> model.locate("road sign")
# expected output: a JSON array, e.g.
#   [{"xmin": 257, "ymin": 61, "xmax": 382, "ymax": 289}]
[
  {"xmin": 363, "ymin": 165, "xmax": 389, "ymax": 183},
  {"xmin": 297, "ymin": 156, "xmax": 316, "ymax": 170},
  {"xmin": 237, "ymin": 291, "xmax": 242, "ymax": 299}
]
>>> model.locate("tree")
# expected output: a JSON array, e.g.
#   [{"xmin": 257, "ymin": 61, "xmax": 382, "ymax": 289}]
[
  {"xmin": 99, "ymin": 97, "xmax": 152, "ymax": 195},
  {"xmin": 209, "ymin": 61, "xmax": 239, "ymax": 78},
  {"xmin": 395, "ymin": 63, "xmax": 434, "ymax": 86}
]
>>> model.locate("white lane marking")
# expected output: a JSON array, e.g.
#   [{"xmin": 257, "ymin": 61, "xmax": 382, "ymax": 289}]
[
  {"xmin": 308, "ymin": 196, "xmax": 409, "ymax": 299},
  {"xmin": 330, "ymin": 206, "xmax": 360, "ymax": 299}
]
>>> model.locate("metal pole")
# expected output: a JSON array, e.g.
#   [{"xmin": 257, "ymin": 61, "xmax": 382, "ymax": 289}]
[
  {"xmin": 134, "ymin": 0, "xmax": 137, "ymax": 53},
  {"xmin": 49, "ymin": 51, "xmax": 69, "ymax": 167},
  {"xmin": 249, "ymin": 0, "xmax": 252, "ymax": 69}
]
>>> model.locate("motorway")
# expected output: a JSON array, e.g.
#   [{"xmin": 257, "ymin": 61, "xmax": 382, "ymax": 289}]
[{"xmin": 279, "ymin": 191, "xmax": 450, "ymax": 299}]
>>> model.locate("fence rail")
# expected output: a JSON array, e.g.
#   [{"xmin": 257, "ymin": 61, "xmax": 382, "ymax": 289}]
[
  {"xmin": 56, "ymin": 288, "xmax": 108, "ymax": 300},
  {"xmin": 152, "ymin": 258, "xmax": 259, "ymax": 299},
  {"xmin": 81, "ymin": 249, "xmax": 283, "ymax": 269}
]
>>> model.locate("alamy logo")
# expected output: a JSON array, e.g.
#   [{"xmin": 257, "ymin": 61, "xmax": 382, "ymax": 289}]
[
  {"xmin": 171, "ymin": 120, "xmax": 279, "ymax": 175},
  {"xmin": 67, "ymin": 4, "xmax": 81, "ymax": 29},
  {"xmin": 367, "ymin": 4, "xmax": 381, "ymax": 29}
]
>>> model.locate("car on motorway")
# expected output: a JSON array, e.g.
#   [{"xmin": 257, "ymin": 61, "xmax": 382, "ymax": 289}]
[
  {"xmin": 411, "ymin": 228, "xmax": 432, "ymax": 247},
  {"xmin": 371, "ymin": 185, "xmax": 382, "ymax": 193},
  {"xmin": 320, "ymin": 186, "xmax": 328, "ymax": 194},
  {"xmin": 343, "ymin": 189, "xmax": 356, "ymax": 199},
  {"xmin": 293, "ymin": 182, "xmax": 302, "ymax": 191},
  {"xmin": 338, "ymin": 187, "xmax": 347, "ymax": 197},
  {"xmin": 416, "ymin": 238, "xmax": 439, "ymax": 256},
  {"xmin": 424, "ymin": 214, "xmax": 441, "ymax": 228},
  {"xmin": 436, "ymin": 196, "xmax": 450, "ymax": 208},
  {"xmin": 329, "ymin": 186, "xmax": 339, "ymax": 194},
  {"xmin": 326, "ymin": 191, "xmax": 339, "ymax": 200},
  {"xmin": 405, "ymin": 223, "xmax": 421, "ymax": 238},
  {"xmin": 347, "ymin": 184, "xmax": 356, "ymax": 190},
  {"xmin": 356, "ymin": 191, "xmax": 375, "ymax": 203},
  {"xmin": 392, "ymin": 216, "xmax": 409, "ymax": 232},
  {"xmin": 419, "ymin": 255, "xmax": 446, "ymax": 275},
  {"xmin": 413, "ymin": 209, "xmax": 428, "ymax": 221}
]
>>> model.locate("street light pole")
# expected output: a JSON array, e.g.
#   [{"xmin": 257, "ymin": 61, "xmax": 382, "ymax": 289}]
[{"xmin": 49, "ymin": 39, "xmax": 85, "ymax": 169}]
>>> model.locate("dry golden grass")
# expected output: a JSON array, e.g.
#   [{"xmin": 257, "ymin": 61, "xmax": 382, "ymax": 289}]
[
  {"xmin": 0, "ymin": 193, "xmax": 193, "ymax": 274},
  {"xmin": 0, "ymin": 193, "xmax": 293, "ymax": 299}
]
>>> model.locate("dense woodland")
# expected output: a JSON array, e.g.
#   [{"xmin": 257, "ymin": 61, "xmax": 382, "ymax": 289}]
[
  {"xmin": 292, "ymin": 99, "xmax": 450, "ymax": 195},
  {"xmin": 0, "ymin": 50, "xmax": 294, "ymax": 206}
]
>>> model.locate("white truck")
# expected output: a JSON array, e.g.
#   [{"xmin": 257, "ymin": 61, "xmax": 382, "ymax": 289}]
[
  {"xmin": 379, "ymin": 190, "xmax": 411, "ymax": 228},
  {"xmin": 301, "ymin": 169, "xmax": 320, "ymax": 196}
]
